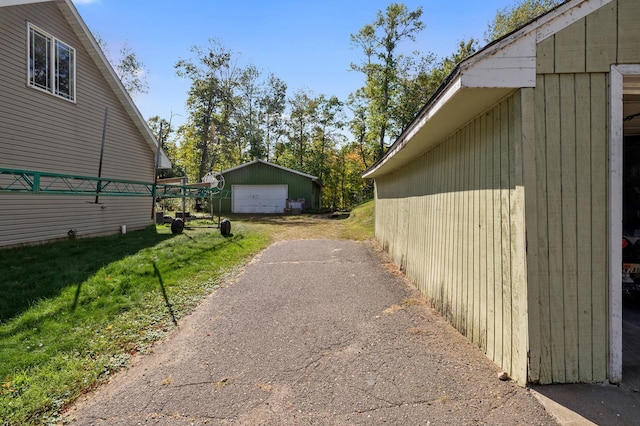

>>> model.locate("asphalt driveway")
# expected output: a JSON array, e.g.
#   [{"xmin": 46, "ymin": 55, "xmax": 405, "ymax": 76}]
[{"xmin": 63, "ymin": 239, "xmax": 555, "ymax": 425}]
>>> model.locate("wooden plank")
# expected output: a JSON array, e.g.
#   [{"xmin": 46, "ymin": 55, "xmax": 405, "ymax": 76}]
[
  {"xmin": 448, "ymin": 133, "xmax": 458, "ymax": 320},
  {"xmin": 585, "ymin": 0, "xmax": 617, "ymax": 72},
  {"xmin": 479, "ymin": 113, "xmax": 488, "ymax": 354},
  {"xmin": 486, "ymin": 107, "xmax": 496, "ymax": 362},
  {"xmin": 534, "ymin": 76, "xmax": 552, "ymax": 383},
  {"xmin": 436, "ymin": 144, "xmax": 445, "ymax": 301},
  {"xmin": 444, "ymin": 136, "xmax": 454, "ymax": 317},
  {"xmin": 536, "ymin": 36, "xmax": 555, "ymax": 74},
  {"xmin": 509, "ymin": 90, "xmax": 528, "ymax": 385},
  {"xmin": 463, "ymin": 124, "xmax": 471, "ymax": 338},
  {"xmin": 617, "ymin": 0, "xmax": 640, "ymax": 64},
  {"xmin": 554, "ymin": 18, "xmax": 586, "ymax": 73},
  {"xmin": 575, "ymin": 73, "xmax": 594, "ymax": 382},
  {"xmin": 494, "ymin": 103, "xmax": 504, "ymax": 369},
  {"xmin": 521, "ymin": 87, "xmax": 540, "ymax": 384},
  {"xmin": 560, "ymin": 74, "xmax": 579, "ymax": 382},
  {"xmin": 473, "ymin": 117, "xmax": 482, "ymax": 348},
  {"xmin": 545, "ymin": 73, "xmax": 567, "ymax": 383},
  {"xmin": 428, "ymin": 148, "xmax": 436, "ymax": 299},
  {"xmin": 500, "ymin": 99, "xmax": 512, "ymax": 374},
  {"xmin": 454, "ymin": 130, "xmax": 463, "ymax": 329}
]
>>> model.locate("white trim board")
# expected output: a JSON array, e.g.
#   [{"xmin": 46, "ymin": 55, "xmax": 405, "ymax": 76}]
[{"xmin": 608, "ymin": 64, "xmax": 640, "ymax": 384}]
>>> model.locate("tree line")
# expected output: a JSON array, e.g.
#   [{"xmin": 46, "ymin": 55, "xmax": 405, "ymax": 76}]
[{"xmin": 144, "ymin": 0, "xmax": 560, "ymax": 210}]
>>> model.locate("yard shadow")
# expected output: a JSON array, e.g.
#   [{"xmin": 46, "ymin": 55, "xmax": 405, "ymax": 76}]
[
  {"xmin": 152, "ymin": 262, "xmax": 178, "ymax": 326},
  {"xmin": 0, "ymin": 226, "xmax": 173, "ymax": 322}
]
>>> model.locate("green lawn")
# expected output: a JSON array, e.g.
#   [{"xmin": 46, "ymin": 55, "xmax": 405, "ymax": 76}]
[
  {"xmin": 0, "ymin": 221, "xmax": 270, "ymax": 425},
  {"xmin": 0, "ymin": 202, "xmax": 374, "ymax": 425}
]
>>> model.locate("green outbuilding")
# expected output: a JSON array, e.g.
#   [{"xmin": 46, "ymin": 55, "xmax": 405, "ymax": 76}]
[{"xmin": 215, "ymin": 159, "xmax": 322, "ymax": 214}]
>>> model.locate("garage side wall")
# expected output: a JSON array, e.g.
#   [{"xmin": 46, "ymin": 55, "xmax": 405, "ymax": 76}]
[
  {"xmin": 0, "ymin": 3, "xmax": 156, "ymax": 247},
  {"xmin": 375, "ymin": 92, "xmax": 529, "ymax": 384},
  {"xmin": 527, "ymin": 71, "xmax": 609, "ymax": 386},
  {"xmin": 528, "ymin": 0, "xmax": 640, "ymax": 384}
]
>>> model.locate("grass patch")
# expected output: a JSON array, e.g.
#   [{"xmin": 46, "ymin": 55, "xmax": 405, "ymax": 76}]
[
  {"xmin": 0, "ymin": 201, "xmax": 375, "ymax": 425},
  {"xmin": 339, "ymin": 200, "xmax": 374, "ymax": 240},
  {"xmin": 0, "ymin": 223, "xmax": 269, "ymax": 425}
]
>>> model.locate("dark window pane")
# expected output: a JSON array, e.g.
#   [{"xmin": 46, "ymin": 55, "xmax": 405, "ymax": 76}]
[
  {"xmin": 55, "ymin": 40, "xmax": 74, "ymax": 100},
  {"xmin": 29, "ymin": 28, "xmax": 50, "ymax": 91}
]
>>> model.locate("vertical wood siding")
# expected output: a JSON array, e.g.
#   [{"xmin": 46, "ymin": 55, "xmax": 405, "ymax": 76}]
[
  {"xmin": 528, "ymin": 0, "xmax": 640, "ymax": 384},
  {"xmin": 530, "ymin": 73, "xmax": 609, "ymax": 384},
  {"xmin": 375, "ymin": 93, "xmax": 529, "ymax": 384},
  {"xmin": 0, "ymin": 3, "xmax": 156, "ymax": 247},
  {"xmin": 374, "ymin": 0, "xmax": 638, "ymax": 386},
  {"xmin": 536, "ymin": 0, "xmax": 640, "ymax": 74}
]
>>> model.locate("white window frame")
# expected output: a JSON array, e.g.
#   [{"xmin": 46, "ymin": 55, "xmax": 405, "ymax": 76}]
[{"xmin": 27, "ymin": 23, "xmax": 76, "ymax": 102}]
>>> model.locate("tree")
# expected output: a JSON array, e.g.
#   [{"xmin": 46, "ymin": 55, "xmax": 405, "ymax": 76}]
[
  {"xmin": 309, "ymin": 95, "xmax": 345, "ymax": 181},
  {"xmin": 147, "ymin": 115, "xmax": 182, "ymax": 178},
  {"xmin": 350, "ymin": 3, "xmax": 425, "ymax": 160},
  {"xmin": 283, "ymin": 89, "xmax": 318, "ymax": 172},
  {"xmin": 175, "ymin": 39, "xmax": 241, "ymax": 179},
  {"xmin": 235, "ymin": 64, "xmax": 263, "ymax": 162},
  {"xmin": 259, "ymin": 73, "xmax": 287, "ymax": 161},
  {"xmin": 115, "ymin": 42, "xmax": 149, "ymax": 95},
  {"xmin": 485, "ymin": 0, "xmax": 561, "ymax": 42},
  {"xmin": 95, "ymin": 36, "xmax": 148, "ymax": 96}
]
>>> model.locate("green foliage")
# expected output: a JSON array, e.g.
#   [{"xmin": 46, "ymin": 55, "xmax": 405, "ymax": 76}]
[
  {"xmin": 350, "ymin": 3, "xmax": 425, "ymax": 161},
  {"xmin": 0, "ymin": 225, "xmax": 270, "ymax": 424},
  {"xmin": 95, "ymin": 35, "xmax": 148, "ymax": 97},
  {"xmin": 485, "ymin": 0, "xmax": 561, "ymax": 42},
  {"xmin": 147, "ymin": 115, "xmax": 184, "ymax": 179},
  {"xmin": 115, "ymin": 42, "xmax": 149, "ymax": 96},
  {"xmin": 175, "ymin": 40, "xmax": 292, "ymax": 180}
]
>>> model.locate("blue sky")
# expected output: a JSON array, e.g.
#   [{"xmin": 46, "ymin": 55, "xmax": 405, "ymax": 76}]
[{"xmin": 72, "ymin": 0, "xmax": 518, "ymax": 129}]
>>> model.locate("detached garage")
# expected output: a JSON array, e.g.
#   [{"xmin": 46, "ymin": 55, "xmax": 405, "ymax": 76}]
[
  {"xmin": 364, "ymin": 0, "xmax": 640, "ymax": 386},
  {"xmin": 216, "ymin": 159, "xmax": 322, "ymax": 214}
]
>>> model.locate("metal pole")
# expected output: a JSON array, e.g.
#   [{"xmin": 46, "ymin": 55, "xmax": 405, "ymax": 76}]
[
  {"xmin": 151, "ymin": 122, "xmax": 162, "ymax": 220},
  {"xmin": 95, "ymin": 107, "xmax": 108, "ymax": 204},
  {"xmin": 182, "ymin": 176, "xmax": 187, "ymax": 221}
]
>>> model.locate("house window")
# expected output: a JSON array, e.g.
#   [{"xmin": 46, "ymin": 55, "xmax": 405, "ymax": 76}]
[{"xmin": 28, "ymin": 23, "xmax": 75, "ymax": 101}]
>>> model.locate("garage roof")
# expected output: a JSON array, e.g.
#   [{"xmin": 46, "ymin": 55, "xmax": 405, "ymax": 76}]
[{"xmin": 222, "ymin": 159, "xmax": 322, "ymax": 186}]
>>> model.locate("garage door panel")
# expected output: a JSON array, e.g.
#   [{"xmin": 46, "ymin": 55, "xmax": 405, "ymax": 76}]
[{"xmin": 232, "ymin": 185, "xmax": 288, "ymax": 213}]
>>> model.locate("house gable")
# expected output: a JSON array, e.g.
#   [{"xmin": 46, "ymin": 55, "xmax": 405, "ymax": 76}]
[{"xmin": 0, "ymin": 0, "xmax": 166, "ymax": 246}]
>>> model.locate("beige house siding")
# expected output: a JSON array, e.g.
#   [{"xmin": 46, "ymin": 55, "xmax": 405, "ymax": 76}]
[
  {"xmin": 375, "ymin": 93, "xmax": 529, "ymax": 384},
  {"xmin": 0, "ymin": 2, "xmax": 156, "ymax": 247}
]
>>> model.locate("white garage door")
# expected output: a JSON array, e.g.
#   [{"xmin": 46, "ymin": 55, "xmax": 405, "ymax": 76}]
[{"xmin": 232, "ymin": 184, "xmax": 288, "ymax": 213}]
